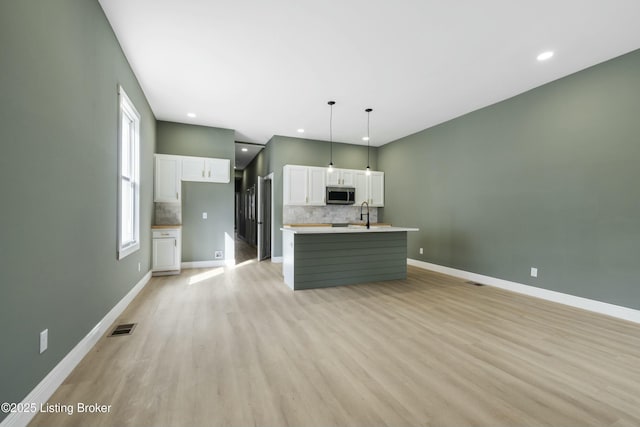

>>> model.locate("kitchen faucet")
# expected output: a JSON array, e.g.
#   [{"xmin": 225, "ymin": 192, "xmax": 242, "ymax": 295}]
[{"xmin": 360, "ymin": 201, "xmax": 370, "ymax": 229}]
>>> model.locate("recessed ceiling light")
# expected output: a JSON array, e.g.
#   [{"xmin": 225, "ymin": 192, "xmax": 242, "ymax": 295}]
[
  {"xmin": 537, "ymin": 51, "xmax": 554, "ymax": 61},
  {"xmin": 297, "ymin": 128, "xmax": 305, "ymax": 133},
  {"xmin": 187, "ymin": 112, "xmax": 196, "ymax": 118},
  {"xmin": 362, "ymin": 136, "xmax": 370, "ymax": 141},
  {"xmin": 241, "ymin": 148, "xmax": 248, "ymax": 152}
]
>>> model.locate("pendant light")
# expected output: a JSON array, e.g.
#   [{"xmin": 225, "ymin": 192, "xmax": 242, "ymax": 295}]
[
  {"xmin": 365, "ymin": 108, "xmax": 372, "ymax": 175},
  {"xmin": 328, "ymin": 101, "xmax": 335, "ymax": 172}
]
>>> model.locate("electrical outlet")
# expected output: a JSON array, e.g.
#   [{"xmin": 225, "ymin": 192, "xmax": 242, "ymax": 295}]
[
  {"xmin": 214, "ymin": 251, "xmax": 223, "ymax": 259},
  {"xmin": 530, "ymin": 267, "xmax": 538, "ymax": 278},
  {"xmin": 202, "ymin": 212, "xmax": 208, "ymax": 219},
  {"xmin": 419, "ymin": 248, "xmax": 423, "ymax": 255},
  {"xmin": 40, "ymin": 329, "xmax": 48, "ymax": 354}
]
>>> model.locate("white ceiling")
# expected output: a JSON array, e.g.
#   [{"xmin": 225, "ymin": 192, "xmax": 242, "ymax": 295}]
[
  {"xmin": 99, "ymin": 0, "xmax": 640, "ymax": 147},
  {"xmin": 234, "ymin": 142, "xmax": 263, "ymax": 170}
]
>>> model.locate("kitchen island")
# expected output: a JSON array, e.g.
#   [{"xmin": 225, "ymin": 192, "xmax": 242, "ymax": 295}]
[{"xmin": 281, "ymin": 225, "xmax": 419, "ymax": 290}]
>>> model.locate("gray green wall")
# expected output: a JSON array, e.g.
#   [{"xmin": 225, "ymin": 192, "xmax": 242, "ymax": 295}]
[
  {"xmin": 379, "ymin": 49, "xmax": 640, "ymax": 310},
  {"xmin": 156, "ymin": 121, "xmax": 235, "ymax": 262},
  {"xmin": 0, "ymin": 0, "xmax": 155, "ymax": 417},
  {"xmin": 243, "ymin": 136, "xmax": 378, "ymax": 257},
  {"xmin": 242, "ymin": 143, "xmax": 272, "ymax": 194}
]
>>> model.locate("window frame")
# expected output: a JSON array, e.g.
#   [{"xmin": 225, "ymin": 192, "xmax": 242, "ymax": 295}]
[{"xmin": 117, "ymin": 86, "xmax": 141, "ymax": 260}]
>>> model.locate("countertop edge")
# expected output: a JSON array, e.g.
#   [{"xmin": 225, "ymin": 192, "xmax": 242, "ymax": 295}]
[{"xmin": 281, "ymin": 226, "xmax": 419, "ymax": 234}]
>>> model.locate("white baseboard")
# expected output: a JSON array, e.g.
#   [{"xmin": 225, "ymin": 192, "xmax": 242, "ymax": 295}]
[
  {"xmin": 271, "ymin": 256, "xmax": 283, "ymax": 263},
  {"xmin": 181, "ymin": 260, "xmax": 227, "ymax": 269},
  {"xmin": 0, "ymin": 271, "xmax": 152, "ymax": 427},
  {"xmin": 407, "ymin": 258, "xmax": 640, "ymax": 325}
]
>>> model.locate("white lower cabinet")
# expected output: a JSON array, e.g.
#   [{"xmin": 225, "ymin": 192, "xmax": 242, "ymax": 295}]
[{"xmin": 152, "ymin": 228, "xmax": 181, "ymax": 275}]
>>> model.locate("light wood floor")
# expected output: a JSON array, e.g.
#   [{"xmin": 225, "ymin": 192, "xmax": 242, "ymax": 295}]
[
  {"xmin": 234, "ymin": 234, "xmax": 257, "ymax": 265},
  {"xmin": 30, "ymin": 262, "xmax": 640, "ymax": 427}
]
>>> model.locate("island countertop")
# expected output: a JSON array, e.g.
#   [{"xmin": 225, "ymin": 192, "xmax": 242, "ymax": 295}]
[{"xmin": 281, "ymin": 225, "xmax": 418, "ymax": 234}]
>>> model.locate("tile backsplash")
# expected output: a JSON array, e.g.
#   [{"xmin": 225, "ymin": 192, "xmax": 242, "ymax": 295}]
[
  {"xmin": 284, "ymin": 205, "xmax": 378, "ymax": 225},
  {"xmin": 155, "ymin": 203, "xmax": 182, "ymax": 225}
]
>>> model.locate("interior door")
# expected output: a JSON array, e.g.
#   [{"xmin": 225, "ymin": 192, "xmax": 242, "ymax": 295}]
[
  {"xmin": 257, "ymin": 177, "xmax": 272, "ymax": 260},
  {"xmin": 262, "ymin": 178, "xmax": 271, "ymax": 260},
  {"xmin": 249, "ymin": 186, "xmax": 256, "ymax": 244}
]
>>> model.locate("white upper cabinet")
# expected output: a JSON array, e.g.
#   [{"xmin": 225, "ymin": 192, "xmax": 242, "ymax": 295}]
[
  {"xmin": 283, "ymin": 165, "xmax": 308, "ymax": 205},
  {"xmin": 284, "ymin": 164, "xmax": 383, "ymax": 207},
  {"xmin": 326, "ymin": 170, "xmax": 339, "ymax": 186},
  {"xmin": 181, "ymin": 157, "xmax": 207, "ymax": 181},
  {"xmin": 368, "ymin": 171, "xmax": 385, "ymax": 207},
  {"xmin": 326, "ymin": 168, "xmax": 355, "ymax": 186},
  {"xmin": 283, "ymin": 165, "xmax": 327, "ymax": 206},
  {"xmin": 181, "ymin": 156, "xmax": 230, "ymax": 183},
  {"xmin": 155, "ymin": 154, "xmax": 231, "ymax": 203},
  {"xmin": 354, "ymin": 171, "xmax": 368, "ymax": 205},
  {"xmin": 207, "ymin": 158, "xmax": 231, "ymax": 183},
  {"xmin": 307, "ymin": 167, "xmax": 327, "ymax": 205},
  {"xmin": 353, "ymin": 170, "xmax": 385, "ymax": 207},
  {"xmin": 154, "ymin": 154, "xmax": 181, "ymax": 203}
]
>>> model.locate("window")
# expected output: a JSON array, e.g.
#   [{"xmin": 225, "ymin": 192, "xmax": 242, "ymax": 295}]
[{"xmin": 117, "ymin": 86, "xmax": 140, "ymax": 259}]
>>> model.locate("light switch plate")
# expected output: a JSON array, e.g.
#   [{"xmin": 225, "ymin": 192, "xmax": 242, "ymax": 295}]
[
  {"xmin": 530, "ymin": 267, "xmax": 538, "ymax": 278},
  {"xmin": 202, "ymin": 212, "xmax": 208, "ymax": 219},
  {"xmin": 419, "ymin": 248, "xmax": 424, "ymax": 255},
  {"xmin": 40, "ymin": 329, "xmax": 48, "ymax": 354}
]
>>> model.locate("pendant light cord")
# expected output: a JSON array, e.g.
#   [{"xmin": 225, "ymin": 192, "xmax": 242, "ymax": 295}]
[
  {"xmin": 367, "ymin": 110, "xmax": 370, "ymax": 167},
  {"xmin": 330, "ymin": 103, "xmax": 333, "ymax": 162},
  {"xmin": 328, "ymin": 101, "xmax": 335, "ymax": 167},
  {"xmin": 365, "ymin": 108, "xmax": 372, "ymax": 169}
]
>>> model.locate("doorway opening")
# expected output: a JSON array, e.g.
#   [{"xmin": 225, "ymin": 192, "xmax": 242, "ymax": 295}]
[{"xmin": 235, "ymin": 183, "xmax": 257, "ymax": 264}]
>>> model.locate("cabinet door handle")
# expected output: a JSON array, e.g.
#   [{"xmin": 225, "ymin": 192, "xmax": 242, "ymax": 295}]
[
  {"xmin": 176, "ymin": 192, "xmax": 179, "ymax": 199},
  {"xmin": 202, "ymin": 170, "xmax": 205, "ymax": 177},
  {"xmin": 174, "ymin": 240, "xmax": 177, "ymax": 247},
  {"xmin": 208, "ymin": 170, "xmax": 211, "ymax": 178}
]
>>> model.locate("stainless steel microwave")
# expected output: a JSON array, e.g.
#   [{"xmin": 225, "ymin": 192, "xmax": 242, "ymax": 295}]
[{"xmin": 326, "ymin": 186, "xmax": 355, "ymax": 205}]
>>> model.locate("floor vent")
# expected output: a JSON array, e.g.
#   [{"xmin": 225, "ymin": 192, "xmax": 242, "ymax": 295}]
[
  {"xmin": 466, "ymin": 281, "xmax": 484, "ymax": 287},
  {"xmin": 109, "ymin": 323, "xmax": 136, "ymax": 337}
]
